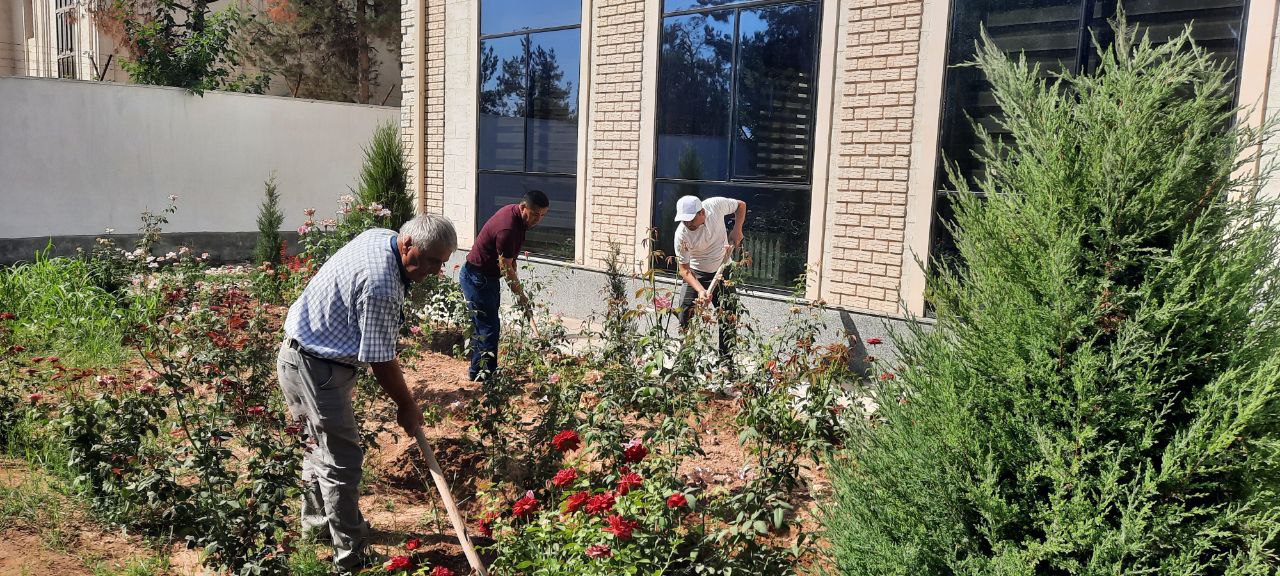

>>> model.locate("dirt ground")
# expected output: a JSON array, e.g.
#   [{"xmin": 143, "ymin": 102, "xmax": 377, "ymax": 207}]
[{"xmin": 0, "ymin": 349, "xmax": 827, "ymax": 575}]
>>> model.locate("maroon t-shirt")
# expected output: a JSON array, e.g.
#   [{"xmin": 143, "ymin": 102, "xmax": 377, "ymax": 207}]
[{"xmin": 467, "ymin": 204, "xmax": 527, "ymax": 278}]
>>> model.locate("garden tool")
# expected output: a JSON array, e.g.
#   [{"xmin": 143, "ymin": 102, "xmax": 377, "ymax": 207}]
[
  {"xmin": 412, "ymin": 428, "xmax": 490, "ymax": 576},
  {"xmin": 703, "ymin": 243, "xmax": 737, "ymax": 304}
]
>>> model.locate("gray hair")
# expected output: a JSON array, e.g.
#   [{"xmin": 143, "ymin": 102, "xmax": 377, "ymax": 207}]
[{"xmin": 399, "ymin": 213, "xmax": 457, "ymax": 253}]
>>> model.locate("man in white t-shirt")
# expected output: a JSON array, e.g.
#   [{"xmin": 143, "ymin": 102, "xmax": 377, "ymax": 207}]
[{"xmin": 673, "ymin": 195, "xmax": 746, "ymax": 372}]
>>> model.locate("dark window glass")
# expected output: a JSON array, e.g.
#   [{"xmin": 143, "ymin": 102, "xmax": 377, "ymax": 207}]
[
  {"xmin": 733, "ymin": 2, "xmax": 819, "ymax": 181},
  {"xmin": 477, "ymin": 173, "xmax": 577, "ymax": 259},
  {"xmin": 481, "ymin": 0, "xmax": 580, "ymax": 35},
  {"xmin": 653, "ymin": 183, "xmax": 810, "ymax": 288},
  {"xmin": 527, "ymin": 29, "xmax": 580, "ymax": 174},
  {"xmin": 936, "ymin": 0, "xmax": 1082, "ymax": 191},
  {"xmin": 479, "ymin": 35, "xmax": 527, "ymax": 171},
  {"xmin": 656, "ymin": 11, "xmax": 735, "ymax": 181},
  {"xmin": 478, "ymin": 1, "xmax": 582, "ymax": 260},
  {"xmin": 1084, "ymin": 0, "xmax": 1245, "ymax": 73},
  {"xmin": 664, "ymin": 0, "xmax": 742, "ymax": 14},
  {"xmin": 654, "ymin": 0, "xmax": 820, "ymax": 289},
  {"xmin": 930, "ymin": 0, "xmax": 1248, "ymax": 315}
]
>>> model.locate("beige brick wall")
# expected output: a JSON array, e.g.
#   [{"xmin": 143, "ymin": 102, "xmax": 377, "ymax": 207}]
[
  {"xmin": 423, "ymin": 0, "xmax": 446, "ymax": 214},
  {"xmin": 584, "ymin": 0, "xmax": 646, "ymax": 268},
  {"xmin": 402, "ymin": 0, "xmax": 446, "ymax": 214},
  {"xmin": 400, "ymin": 0, "xmax": 417, "ymax": 200},
  {"xmin": 822, "ymin": 0, "xmax": 923, "ymax": 314}
]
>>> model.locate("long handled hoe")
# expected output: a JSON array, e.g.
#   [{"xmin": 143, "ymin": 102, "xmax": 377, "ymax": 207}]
[
  {"xmin": 411, "ymin": 428, "xmax": 490, "ymax": 576},
  {"xmin": 703, "ymin": 244, "xmax": 736, "ymax": 303}
]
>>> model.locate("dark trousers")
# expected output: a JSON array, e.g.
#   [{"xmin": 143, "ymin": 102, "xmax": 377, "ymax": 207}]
[
  {"xmin": 678, "ymin": 269, "xmax": 737, "ymax": 371},
  {"xmin": 460, "ymin": 263, "xmax": 501, "ymax": 382}
]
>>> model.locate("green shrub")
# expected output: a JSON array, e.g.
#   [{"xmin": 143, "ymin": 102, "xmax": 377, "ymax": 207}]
[
  {"xmin": 0, "ymin": 250, "xmax": 131, "ymax": 366},
  {"xmin": 354, "ymin": 121, "xmax": 414, "ymax": 229},
  {"xmin": 825, "ymin": 15, "xmax": 1280, "ymax": 575},
  {"xmin": 254, "ymin": 174, "xmax": 285, "ymax": 266}
]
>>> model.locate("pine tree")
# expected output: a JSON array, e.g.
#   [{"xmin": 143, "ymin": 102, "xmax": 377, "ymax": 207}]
[
  {"xmin": 235, "ymin": 0, "xmax": 399, "ymax": 103},
  {"xmin": 825, "ymin": 15, "xmax": 1280, "ymax": 575},
  {"xmin": 254, "ymin": 174, "xmax": 284, "ymax": 265}
]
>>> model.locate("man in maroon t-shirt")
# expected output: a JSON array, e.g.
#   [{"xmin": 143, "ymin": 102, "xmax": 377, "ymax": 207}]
[{"xmin": 460, "ymin": 190, "xmax": 549, "ymax": 381}]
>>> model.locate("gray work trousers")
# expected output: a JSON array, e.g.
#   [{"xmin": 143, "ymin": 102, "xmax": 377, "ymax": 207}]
[{"xmin": 276, "ymin": 340, "xmax": 368, "ymax": 573}]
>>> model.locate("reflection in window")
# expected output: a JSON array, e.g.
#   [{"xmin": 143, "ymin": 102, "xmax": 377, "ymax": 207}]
[
  {"xmin": 478, "ymin": 0, "xmax": 582, "ymax": 259},
  {"xmin": 931, "ymin": 0, "xmax": 1248, "ymax": 273},
  {"xmin": 654, "ymin": 0, "xmax": 820, "ymax": 289},
  {"xmin": 481, "ymin": 0, "xmax": 580, "ymax": 35},
  {"xmin": 478, "ymin": 173, "xmax": 578, "ymax": 258}
]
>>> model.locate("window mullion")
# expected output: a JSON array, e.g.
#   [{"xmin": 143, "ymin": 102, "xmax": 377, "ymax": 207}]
[
  {"xmin": 1073, "ymin": 0, "xmax": 1094, "ymax": 74},
  {"xmin": 726, "ymin": 8, "xmax": 741, "ymax": 184}
]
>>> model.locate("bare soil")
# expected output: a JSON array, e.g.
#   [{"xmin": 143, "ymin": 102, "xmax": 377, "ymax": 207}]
[{"xmin": 0, "ymin": 348, "xmax": 828, "ymax": 574}]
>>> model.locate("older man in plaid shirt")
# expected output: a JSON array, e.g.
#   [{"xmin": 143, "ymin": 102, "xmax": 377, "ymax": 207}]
[{"xmin": 277, "ymin": 214, "xmax": 456, "ymax": 574}]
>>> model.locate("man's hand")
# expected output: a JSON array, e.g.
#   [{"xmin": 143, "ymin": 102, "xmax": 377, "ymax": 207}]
[
  {"xmin": 396, "ymin": 401, "xmax": 425, "ymax": 435},
  {"xmin": 729, "ymin": 229, "xmax": 743, "ymax": 249},
  {"xmin": 371, "ymin": 359, "xmax": 423, "ymax": 435},
  {"xmin": 695, "ymin": 288, "xmax": 710, "ymax": 306}
]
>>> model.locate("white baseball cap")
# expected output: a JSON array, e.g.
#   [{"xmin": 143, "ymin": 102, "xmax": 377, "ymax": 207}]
[{"xmin": 673, "ymin": 195, "xmax": 703, "ymax": 222}]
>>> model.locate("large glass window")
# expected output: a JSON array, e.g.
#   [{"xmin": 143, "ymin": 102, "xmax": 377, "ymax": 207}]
[
  {"xmin": 932, "ymin": 0, "xmax": 1249, "ymax": 265},
  {"xmin": 654, "ymin": 0, "xmax": 821, "ymax": 289},
  {"xmin": 478, "ymin": 1, "xmax": 581, "ymax": 259}
]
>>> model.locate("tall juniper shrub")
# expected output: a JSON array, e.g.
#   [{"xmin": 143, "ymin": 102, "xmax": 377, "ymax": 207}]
[{"xmin": 826, "ymin": 16, "xmax": 1280, "ymax": 574}]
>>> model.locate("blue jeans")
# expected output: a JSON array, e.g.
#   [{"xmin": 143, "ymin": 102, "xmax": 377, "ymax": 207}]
[{"xmin": 459, "ymin": 263, "xmax": 501, "ymax": 381}]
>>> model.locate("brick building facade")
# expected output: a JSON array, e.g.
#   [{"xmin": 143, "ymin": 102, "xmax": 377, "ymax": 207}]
[{"xmin": 401, "ymin": 0, "xmax": 1278, "ymax": 325}]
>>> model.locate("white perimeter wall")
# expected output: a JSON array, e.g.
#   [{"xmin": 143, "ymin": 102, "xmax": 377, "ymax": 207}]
[{"xmin": 0, "ymin": 77, "xmax": 399, "ymax": 239}]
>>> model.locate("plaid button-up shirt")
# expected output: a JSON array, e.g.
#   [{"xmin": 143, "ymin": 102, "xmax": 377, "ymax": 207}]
[{"xmin": 284, "ymin": 228, "xmax": 409, "ymax": 365}]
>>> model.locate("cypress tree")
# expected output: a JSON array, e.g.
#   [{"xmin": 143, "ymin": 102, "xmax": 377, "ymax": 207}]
[
  {"xmin": 826, "ymin": 16, "xmax": 1280, "ymax": 574},
  {"xmin": 355, "ymin": 121, "xmax": 414, "ymax": 228},
  {"xmin": 254, "ymin": 174, "xmax": 285, "ymax": 265}
]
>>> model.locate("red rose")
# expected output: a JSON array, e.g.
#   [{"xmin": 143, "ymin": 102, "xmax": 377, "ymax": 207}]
[
  {"xmin": 585, "ymin": 544, "xmax": 612, "ymax": 559},
  {"xmin": 866, "ymin": 337, "xmax": 883, "ymax": 345},
  {"xmin": 552, "ymin": 467, "xmax": 579, "ymax": 488},
  {"xmin": 247, "ymin": 406, "xmax": 266, "ymax": 416},
  {"xmin": 551, "ymin": 430, "xmax": 581, "ymax": 453},
  {"xmin": 616, "ymin": 472, "xmax": 643, "ymax": 495},
  {"xmin": 477, "ymin": 512, "xmax": 496, "ymax": 537},
  {"xmin": 879, "ymin": 372, "xmax": 895, "ymax": 381},
  {"xmin": 138, "ymin": 383, "xmax": 157, "ymax": 394},
  {"xmin": 7, "ymin": 345, "xmax": 25, "ymax": 353},
  {"xmin": 405, "ymin": 537, "xmax": 421, "ymax": 551},
  {"xmin": 383, "ymin": 555, "xmax": 412, "ymax": 571},
  {"xmin": 27, "ymin": 393, "xmax": 43, "ymax": 402},
  {"xmin": 31, "ymin": 356, "xmax": 45, "ymax": 363},
  {"xmin": 563, "ymin": 491, "xmax": 590, "ymax": 514},
  {"xmin": 512, "ymin": 490, "xmax": 540, "ymax": 518},
  {"xmin": 0, "ymin": 312, "xmax": 15, "ymax": 320},
  {"xmin": 621, "ymin": 439, "xmax": 647, "ymax": 463},
  {"xmin": 602, "ymin": 515, "xmax": 637, "ymax": 541},
  {"xmin": 47, "ymin": 357, "xmax": 60, "ymax": 363},
  {"xmin": 430, "ymin": 568, "xmax": 454, "ymax": 576},
  {"xmin": 585, "ymin": 491, "xmax": 616, "ymax": 516},
  {"xmin": 666, "ymin": 493, "xmax": 688, "ymax": 509}
]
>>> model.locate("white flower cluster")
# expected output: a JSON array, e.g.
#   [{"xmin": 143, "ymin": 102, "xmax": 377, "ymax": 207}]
[{"xmin": 417, "ymin": 289, "xmax": 469, "ymax": 328}]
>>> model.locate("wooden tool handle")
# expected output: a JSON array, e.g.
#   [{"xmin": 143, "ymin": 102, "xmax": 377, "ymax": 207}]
[{"xmin": 413, "ymin": 429, "xmax": 489, "ymax": 576}]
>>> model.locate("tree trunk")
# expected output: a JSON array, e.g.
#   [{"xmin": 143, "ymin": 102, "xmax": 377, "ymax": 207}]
[{"xmin": 355, "ymin": 1, "xmax": 370, "ymax": 104}]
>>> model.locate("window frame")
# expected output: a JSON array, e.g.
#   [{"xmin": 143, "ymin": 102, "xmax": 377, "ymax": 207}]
[
  {"xmin": 650, "ymin": 0, "xmax": 825, "ymax": 292},
  {"xmin": 928, "ymin": 0, "xmax": 1251, "ymax": 250},
  {"xmin": 475, "ymin": 1, "xmax": 583, "ymax": 260}
]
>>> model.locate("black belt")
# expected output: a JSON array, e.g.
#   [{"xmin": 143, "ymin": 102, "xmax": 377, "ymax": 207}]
[{"xmin": 287, "ymin": 339, "xmax": 359, "ymax": 371}]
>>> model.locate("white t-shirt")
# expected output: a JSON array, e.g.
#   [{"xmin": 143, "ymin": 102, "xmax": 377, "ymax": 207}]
[{"xmin": 674, "ymin": 196, "xmax": 739, "ymax": 274}]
